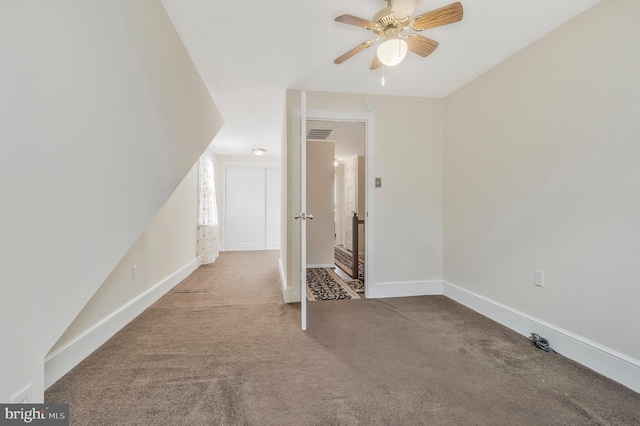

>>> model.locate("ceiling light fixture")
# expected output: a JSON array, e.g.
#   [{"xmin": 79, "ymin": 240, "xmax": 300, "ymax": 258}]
[
  {"xmin": 333, "ymin": 2, "xmax": 464, "ymax": 70},
  {"xmin": 252, "ymin": 148, "xmax": 266, "ymax": 156},
  {"xmin": 376, "ymin": 34, "xmax": 408, "ymax": 67}
]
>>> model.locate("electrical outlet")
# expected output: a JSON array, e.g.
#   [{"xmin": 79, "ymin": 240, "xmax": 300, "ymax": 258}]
[
  {"xmin": 132, "ymin": 265, "xmax": 138, "ymax": 280},
  {"xmin": 10, "ymin": 383, "xmax": 32, "ymax": 403},
  {"xmin": 534, "ymin": 270, "xmax": 544, "ymax": 287}
]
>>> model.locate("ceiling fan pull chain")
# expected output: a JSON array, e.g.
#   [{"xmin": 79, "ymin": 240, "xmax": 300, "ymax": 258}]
[{"xmin": 381, "ymin": 66, "xmax": 385, "ymax": 86}]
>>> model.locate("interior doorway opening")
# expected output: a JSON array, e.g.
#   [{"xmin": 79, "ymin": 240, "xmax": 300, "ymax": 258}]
[{"xmin": 305, "ymin": 119, "xmax": 366, "ymax": 301}]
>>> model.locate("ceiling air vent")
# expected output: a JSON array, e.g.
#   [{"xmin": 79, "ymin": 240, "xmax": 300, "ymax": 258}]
[{"xmin": 307, "ymin": 128, "xmax": 334, "ymax": 140}]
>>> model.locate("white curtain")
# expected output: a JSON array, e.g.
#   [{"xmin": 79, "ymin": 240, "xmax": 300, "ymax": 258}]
[{"xmin": 196, "ymin": 156, "xmax": 220, "ymax": 264}]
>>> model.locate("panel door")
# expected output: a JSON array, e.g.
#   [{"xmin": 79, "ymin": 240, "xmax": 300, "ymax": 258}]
[{"xmin": 225, "ymin": 167, "xmax": 266, "ymax": 251}]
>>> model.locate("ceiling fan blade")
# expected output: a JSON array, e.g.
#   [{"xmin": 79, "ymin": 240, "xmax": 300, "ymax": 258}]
[
  {"xmin": 370, "ymin": 54, "xmax": 383, "ymax": 70},
  {"xmin": 406, "ymin": 34, "xmax": 439, "ymax": 57},
  {"xmin": 391, "ymin": 0, "xmax": 420, "ymax": 20},
  {"xmin": 334, "ymin": 40, "xmax": 375, "ymax": 64},
  {"xmin": 335, "ymin": 14, "xmax": 377, "ymax": 30},
  {"xmin": 412, "ymin": 2, "xmax": 464, "ymax": 31}
]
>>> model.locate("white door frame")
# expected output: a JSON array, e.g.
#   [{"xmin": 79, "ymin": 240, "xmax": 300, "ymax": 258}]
[
  {"xmin": 302, "ymin": 108, "xmax": 376, "ymax": 299},
  {"xmin": 300, "ymin": 92, "xmax": 307, "ymax": 330}
]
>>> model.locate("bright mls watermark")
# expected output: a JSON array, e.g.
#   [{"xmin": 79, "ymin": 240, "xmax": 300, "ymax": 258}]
[{"xmin": 0, "ymin": 405, "xmax": 68, "ymax": 425}]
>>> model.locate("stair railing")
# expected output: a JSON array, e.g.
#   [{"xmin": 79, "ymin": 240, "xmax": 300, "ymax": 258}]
[{"xmin": 351, "ymin": 212, "xmax": 365, "ymax": 279}]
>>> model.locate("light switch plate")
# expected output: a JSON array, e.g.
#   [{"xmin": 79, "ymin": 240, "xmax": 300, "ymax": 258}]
[{"xmin": 375, "ymin": 177, "xmax": 382, "ymax": 188}]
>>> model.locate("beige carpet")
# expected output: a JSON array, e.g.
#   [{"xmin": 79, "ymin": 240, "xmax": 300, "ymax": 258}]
[{"xmin": 46, "ymin": 251, "xmax": 640, "ymax": 425}]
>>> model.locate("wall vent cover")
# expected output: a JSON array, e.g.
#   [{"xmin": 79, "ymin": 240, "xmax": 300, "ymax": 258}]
[{"xmin": 306, "ymin": 128, "xmax": 334, "ymax": 140}]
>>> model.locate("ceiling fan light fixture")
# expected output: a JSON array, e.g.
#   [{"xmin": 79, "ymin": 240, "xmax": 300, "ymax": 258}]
[
  {"xmin": 377, "ymin": 37, "xmax": 408, "ymax": 67},
  {"xmin": 333, "ymin": 1, "xmax": 464, "ymax": 70}
]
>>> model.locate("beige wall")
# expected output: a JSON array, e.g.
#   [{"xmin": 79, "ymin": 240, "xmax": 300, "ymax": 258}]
[
  {"xmin": 372, "ymin": 95, "xmax": 443, "ymax": 285},
  {"xmin": 443, "ymin": 0, "xmax": 640, "ymax": 359},
  {"xmin": 0, "ymin": 1, "xmax": 222, "ymax": 401},
  {"xmin": 49, "ymin": 162, "xmax": 199, "ymax": 354},
  {"xmin": 286, "ymin": 90, "xmax": 444, "ymax": 298},
  {"xmin": 306, "ymin": 142, "xmax": 336, "ymax": 266}
]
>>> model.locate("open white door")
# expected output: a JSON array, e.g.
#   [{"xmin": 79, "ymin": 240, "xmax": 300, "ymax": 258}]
[{"xmin": 299, "ymin": 91, "xmax": 307, "ymax": 330}]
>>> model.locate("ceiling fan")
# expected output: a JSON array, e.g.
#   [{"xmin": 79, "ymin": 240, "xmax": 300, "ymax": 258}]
[{"xmin": 334, "ymin": 0, "xmax": 463, "ymax": 69}]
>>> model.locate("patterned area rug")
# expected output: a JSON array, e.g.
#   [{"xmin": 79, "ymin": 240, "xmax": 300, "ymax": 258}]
[
  {"xmin": 334, "ymin": 246, "xmax": 364, "ymax": 293},
  {"xmin": 345, "ymin": 278, "xmax": 365, "ymax": 294},
  {"xmin": 306, "ymin": 268, "xmax": 361, "ymax": 301}
]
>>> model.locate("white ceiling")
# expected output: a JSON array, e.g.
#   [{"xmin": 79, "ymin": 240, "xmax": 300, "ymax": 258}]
[{"xmin": 160, "ymin": 0, "xmax": 601, "ymax": 157}]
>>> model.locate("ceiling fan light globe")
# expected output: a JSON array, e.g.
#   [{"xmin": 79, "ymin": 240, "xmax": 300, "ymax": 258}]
[{"xmin": 377, "ymin": 38, "xmax": 408, "ymax": 67}]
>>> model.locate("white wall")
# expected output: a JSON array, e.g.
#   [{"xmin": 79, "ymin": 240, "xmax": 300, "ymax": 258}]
[
  {"xmin": 356, "ymin": 156, "xmax": 366, "ymax": 255},
  {"xmin": 47, "ymin": 162, "xmax": 199, "ymax": 355},
  {"xmin": 0, "ymin": 1, "xmax": 222, "ymax": 402},
  {"xmin": 443, "ymin": 0, "xmax": 640, "ymax": 360},
  {"xmin": 286, "ymin": 91, "xmax": 444, "ymax": 299},
  {"xmin": 306, "ymin": 142, "xmax": 336, "ymax": 266},
  {"xmin": 45, "ymin": 162, "xmax": 201, "ymax": 386},
  {"xmin": 334, "ymin": 164, "xmax": 346, "ymax": 248}
]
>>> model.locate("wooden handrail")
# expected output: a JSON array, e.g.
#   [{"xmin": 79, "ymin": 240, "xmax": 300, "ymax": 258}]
[{"xmin": 351, "ymin": 212, "xmax": 365, "ymax": 279}]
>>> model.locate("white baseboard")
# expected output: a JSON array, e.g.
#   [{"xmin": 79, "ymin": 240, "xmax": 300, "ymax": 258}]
[
  {"xmin": 373, "ymin": 280, "xmax": 443, "ymax": 299},
  {"xmin": 442, "ymin": 281, "xmax": 640, "ymax": 394},
  {"xmin": 307, "ymin": 263, "xmax": 336, "ymax": 268},
  {"xmin": 44, "ymin": 258, "xmax": 200, "ymax": 390},
  {"xmin": 280, "ymin": 257, "xmax": 300, "ymax": 303},
  {"xmin": 283, "ymin": 287, "xmax": 301, "ymax": 303}
]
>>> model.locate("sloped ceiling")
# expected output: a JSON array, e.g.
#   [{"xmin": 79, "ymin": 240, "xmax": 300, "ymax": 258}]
[{"xmin": 161, "ymin": 0, "xmax": 601, "ymax": 157}]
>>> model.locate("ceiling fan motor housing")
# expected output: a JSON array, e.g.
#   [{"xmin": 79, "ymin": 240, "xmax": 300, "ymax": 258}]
[{"xmin": 373, "ymin": 6, "xmax": 409, "ymax": 35}]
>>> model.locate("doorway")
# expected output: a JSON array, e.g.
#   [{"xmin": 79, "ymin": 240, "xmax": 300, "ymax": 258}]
[
  {"xmin": 305, "ymin": 119, "xmax": 367, "ymax": 301},
  {"xmin": 296, "ymin": 103, "xmax": 376, "ymax": 330}
]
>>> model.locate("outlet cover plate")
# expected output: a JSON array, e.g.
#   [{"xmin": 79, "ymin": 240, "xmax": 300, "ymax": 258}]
[{"xmin": 10, "ymin": 383, "xmax": 32, "ymax": 403}]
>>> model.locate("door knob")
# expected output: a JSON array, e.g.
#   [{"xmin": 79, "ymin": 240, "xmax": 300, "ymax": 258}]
[{"xmin": 294, "ymin": 213, "xmax": 314, "ymax": 220}]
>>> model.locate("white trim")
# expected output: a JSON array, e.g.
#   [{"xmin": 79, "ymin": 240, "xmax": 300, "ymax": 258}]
[
  {"xmin": 280, "ymin": 256, "xmax": 300, "ymax": 303},
  {"xmin": 307, "ymin": 263, "xmax": 336, "ymax": 269},
  {"xmin": 442, "ymin": 281, "xmax": 640, "ymax": 394},
  {"xmin": 300, "ymin": 92, "xmax": 307, "ymax": 331},
  {"xmin": 224, "ymin": 162, "xmax": 280, "ymax": 170},
  {"xmin": 303, "ymin": 109, "xmax": 376, "ymax": 299},
  {"xmin": 44, "ymin": 258, "xmax": 200, "ymax": 390},
  {"xmin": 372, "ymin": 280, "xmax": 443, "ymax": 299}
]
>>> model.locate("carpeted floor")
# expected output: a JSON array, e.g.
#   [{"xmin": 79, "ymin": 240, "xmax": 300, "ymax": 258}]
[{"xmin": 46, "ymin": 251, "xmax": 640, "ymax": 425}]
